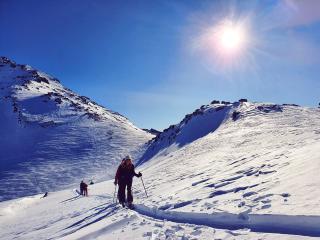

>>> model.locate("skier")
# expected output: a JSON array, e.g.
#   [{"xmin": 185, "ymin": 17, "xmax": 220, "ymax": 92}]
[
  {"xmin": 80, "ymin": 181, "xmax": 84, "ymax": 195},
  {"xmin": 83, "ymin": 181, "xmax": 88, "ymax": 196},
  {"xmin": 80, "ymin": 180, "xmax": 88, "ymax": 196},
  {"xmin": 114, "ymin": 155, "xmax": 142, "ymax": 208},
  {"xmin": 41, "ymin": 192, "xmax": 48, "ymax": 198}
]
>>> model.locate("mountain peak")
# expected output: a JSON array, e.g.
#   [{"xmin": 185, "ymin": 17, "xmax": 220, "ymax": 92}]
[
  {"xmin": 0, "ymin": 57, "xmax": 131, "ymax": 127},
  {"xmin": 0, "ymin": 57, "xmax": 152, "ymax": 201},
  {"xmin": 138, "ymin": 99, "xmax": 310, "ymax": 165}
]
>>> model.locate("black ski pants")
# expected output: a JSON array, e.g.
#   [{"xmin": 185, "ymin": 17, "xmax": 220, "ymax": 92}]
[{"xmin": 118, "ymin": 179, "xmax": 133, "ymax": 203}]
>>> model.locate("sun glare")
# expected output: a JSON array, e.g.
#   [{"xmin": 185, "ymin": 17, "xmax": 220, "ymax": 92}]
[
  {"xmin": 216, "ymin": 20, "xmax": 248, "ymax": 55},
  {"xmin": 219, "ymin": 22, "xmax": 246, "ymax": 52},
  {"xmin": 193, "ymin": 17, "xmax": 252, "ymax": 72}
]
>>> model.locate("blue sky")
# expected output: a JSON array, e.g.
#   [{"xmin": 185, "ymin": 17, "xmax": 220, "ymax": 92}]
[{"xmin": 1, "ymin": 0, "xmax": 319, "ymax": 130}]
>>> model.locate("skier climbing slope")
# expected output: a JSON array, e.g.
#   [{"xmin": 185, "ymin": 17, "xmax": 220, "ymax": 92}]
[{"xmin": 114, "ymin": 155, "xmax": 142, "ymax": 209}]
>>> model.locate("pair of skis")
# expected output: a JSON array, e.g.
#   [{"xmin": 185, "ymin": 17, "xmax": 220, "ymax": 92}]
[
  {"xmin": 122, "ymin": 202, "xmax": 135, "ymax": 210},
  {"xmin": 113, "ymin": 186, "xmax": 134, "ymax": 209},
  {"xmin": 113, "ymin": 177, "xmax": 148, "ymax": 209}
]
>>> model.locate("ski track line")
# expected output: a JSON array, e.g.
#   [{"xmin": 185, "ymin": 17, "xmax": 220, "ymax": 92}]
[
  {"xmin": 75, "ymin": 215, "xmax": 138, "ymax": 240},
  {"xmin": 133, "ymin": 204, "xmax": 320, "ymax": 237}
]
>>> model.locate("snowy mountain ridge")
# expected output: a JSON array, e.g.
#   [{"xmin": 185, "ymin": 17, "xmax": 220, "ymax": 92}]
[
  {"xmin": 1, "ymin": 56, "xmax": 320, "ymax": 239},
  {"xmin": 0, "ymin": 56, "xmax": 152, "ymax": 201},
  {"xmin": 138, "ymin": 100, "xmax": 320, "ymax": 216},
  {"xmin": 0, "ymin": 56, "xmax": 129, "ymax": 125},
  {"xmin": 139, "ymin": 99, "xmax": 295, "ymax": 164}
]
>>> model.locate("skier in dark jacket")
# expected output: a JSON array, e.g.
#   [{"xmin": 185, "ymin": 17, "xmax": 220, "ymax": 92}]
[
  {"xmin": 80, "ymin": 180, "xmax": 88, "ymax": 196},
  {"xmin": 114, "ymin": 155, "xmax": 142, "ymax": 208},
  {"xmin": 80, "ymin": 181, "xmax": 84, "ymax": 195}
]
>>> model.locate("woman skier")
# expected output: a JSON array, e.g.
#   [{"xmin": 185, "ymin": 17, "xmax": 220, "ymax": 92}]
[{"xmin": 114, "ymin": 155, "xmax": 142, "ymax": 208}]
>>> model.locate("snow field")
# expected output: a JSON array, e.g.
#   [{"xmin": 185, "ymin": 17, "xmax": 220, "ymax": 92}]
[{"xmin": 1, "ymin": 178, "xmax": 319, "ymax": 240}]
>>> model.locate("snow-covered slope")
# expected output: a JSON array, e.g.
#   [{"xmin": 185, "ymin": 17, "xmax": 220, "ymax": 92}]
[
  {"xmin": 2, "ymin": 180, "xmax": 319, "ymax": 240},
  {"xmin": 139, "ymin": 101, "xmax": 232, "ymax": 164},
  {"xmin": 139, "ymin": 101, "xmax": 320, "ymax": 217},
  {"xmin": 0, "ymin": 100, "xmax": 319, "ymax": 240},
  {"xmin": 0, "ymin": 57, "xmax": 152, "ymax": 201}
]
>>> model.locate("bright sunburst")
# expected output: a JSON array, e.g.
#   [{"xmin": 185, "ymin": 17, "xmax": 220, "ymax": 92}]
[
  {"xmin": 218, "ymin": 20, "xmax": 247, "ymax": 53},
  {"xmin": 193, "ymin": 17, "xmax": 252, "ymax": 72}
]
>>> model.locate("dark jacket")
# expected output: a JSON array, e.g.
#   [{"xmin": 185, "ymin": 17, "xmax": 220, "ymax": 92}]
[
  {"xmin": 80, "ymin": 181, "xmax": 87, "ymax": 189},
  {"xmin": 115, "ymin": 163, "xmax": 139, "ymax": 183}
]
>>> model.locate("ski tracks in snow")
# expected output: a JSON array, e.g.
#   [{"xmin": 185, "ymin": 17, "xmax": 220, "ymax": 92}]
[
  {"xmin": 60, "ymin": 200, "xmax": 320, "ymax": 239},
  {"xmin": 133, "ymin": 204, "xmax": 320, "ymax": 237},
  {"xmin": 55, "ymin": 187, "xmax": 320, "ymax": 239}
]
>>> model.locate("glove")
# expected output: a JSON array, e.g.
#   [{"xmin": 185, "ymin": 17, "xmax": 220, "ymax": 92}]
[{"xmin": 138, "ymin": 172, "xmax": 142, "ymax": 177}]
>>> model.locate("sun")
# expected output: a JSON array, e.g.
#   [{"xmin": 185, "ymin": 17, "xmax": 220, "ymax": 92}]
[
  {"xmin": 217, "ymin": 20, "xmax": 247, "ymax": 54},
  {"xmin": 219, "ymin": 23, "xmax": 245, "ymax": 52},
  {"xmin": 195, "ymin": 18, "xmax": 250, "ymax": 60},
  {"xmin": 192, "ymin": 16, "xmax": 253, "ymax": 72}
]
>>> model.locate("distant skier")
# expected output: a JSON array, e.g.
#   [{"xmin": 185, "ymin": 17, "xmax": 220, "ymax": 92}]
[
  {"xmin": 83, "ymin": 182, "xmax": 88, "ymax": 196},
  {"xmin": 80, "ymin": 181, "xmax": 84, "ymax": 195},
  {"xmin": 41, "ymin": 192, "xmax": 48, "ymax": 198},
  {"xmin": 80, "ymin": 180, "xmax": 88, "ymax": 196},
  {"xmin": 114, "ymin": 155, "xmax": 142, "ymax": 208}
]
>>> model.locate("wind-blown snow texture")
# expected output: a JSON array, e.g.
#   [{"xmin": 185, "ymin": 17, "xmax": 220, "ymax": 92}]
[
  {"xmin": 0, "ymin": 57, "xmax": 152, "ymax": 201},
  {"xmin": 1, "ymin": 57, "xmax": 320, "ymax": 239},
  {"xmin": 140, "ymin": 101, "xmax": 320, "ymax": 217}
]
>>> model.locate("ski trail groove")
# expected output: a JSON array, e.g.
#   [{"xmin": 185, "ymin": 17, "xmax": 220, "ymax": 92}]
[{"xmin": 133, "ymin": 204, "xmax": 320, "ymax": 237}]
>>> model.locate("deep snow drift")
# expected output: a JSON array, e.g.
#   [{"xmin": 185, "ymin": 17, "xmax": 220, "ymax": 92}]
[
  {"xmin": 0, "ymin": 57, "xmax": 152, "ymax": 201},
  {"xmin": 0, "ymin": 95, "xmax": 319, "ymax": 239}
]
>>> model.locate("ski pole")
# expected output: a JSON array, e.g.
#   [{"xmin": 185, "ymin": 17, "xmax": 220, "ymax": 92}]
[
  {"xmin": 140, "ymin": 177, "xmax": 148, "ymax": 198},
  {"xmin": 113, "ymin": 184, "xmax": 117, "ymax": 204}
]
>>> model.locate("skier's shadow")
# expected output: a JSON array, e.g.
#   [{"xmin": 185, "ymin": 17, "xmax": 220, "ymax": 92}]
[
  {"xmin": 85, "ymin": 202, "xmax": 109, "ymax": 212},
  {"xmin": 62, "ymin": 203, "xmax": 118, "ymax": 234},
  {"xmin": 60, "ymin": 195, "xmax": 81, "ymax": 204}
]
